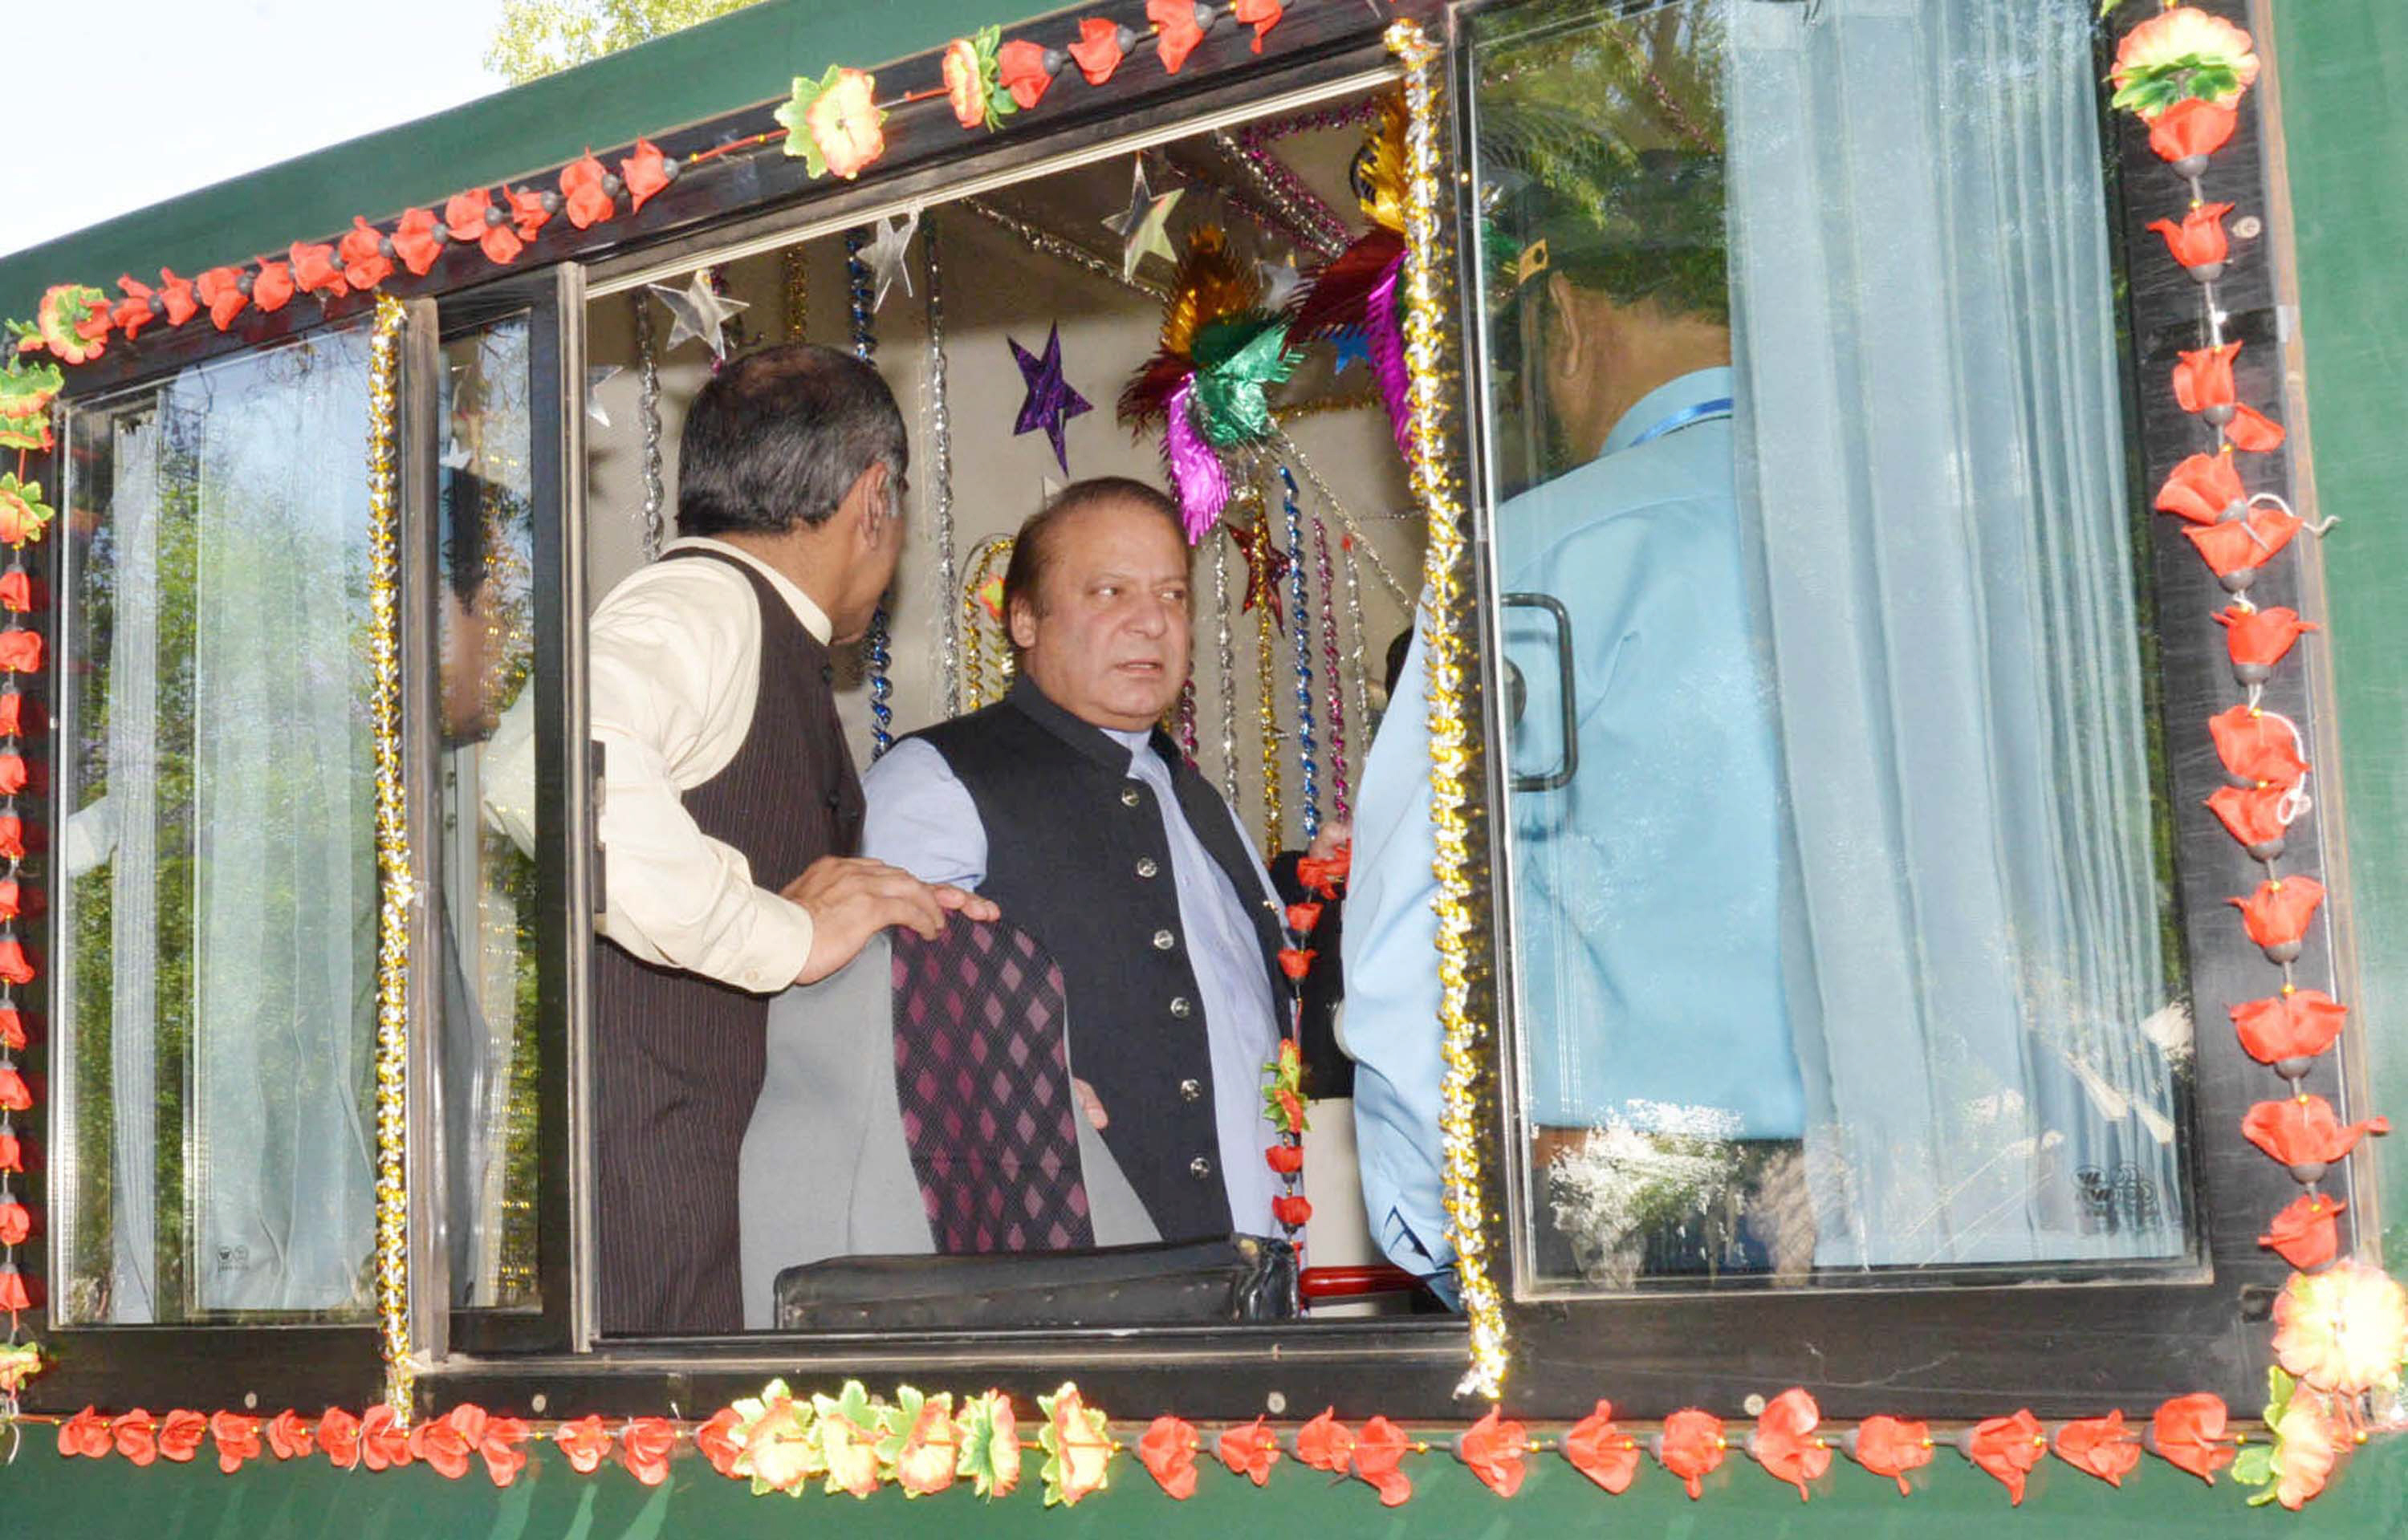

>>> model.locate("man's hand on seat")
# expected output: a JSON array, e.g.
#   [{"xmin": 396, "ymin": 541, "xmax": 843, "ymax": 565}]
[
  {"xmin": 784, "ymin": 856, "xmax": 1001, "ymax": 985},
  {"xmin": 1073, "ymin": 1078, "xmax": 1108, "ymax": 1132}
]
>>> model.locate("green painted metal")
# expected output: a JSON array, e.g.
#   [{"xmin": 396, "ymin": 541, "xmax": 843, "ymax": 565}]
[
  {"xmin": 3, "ymin": 1432, "xmax": 2399, "ymax": 1532},
  {"xmin": 2275, "ymin": 0, "xmax": 2408, "ymax": 1264},
  {"xmin": 0, "ymin": 0, "xmax": 996, "ymax": 321}
]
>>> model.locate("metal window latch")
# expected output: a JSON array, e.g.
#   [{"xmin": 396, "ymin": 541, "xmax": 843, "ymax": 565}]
[{"xmin": 1501, "ymin": 592, "xmax": 1577, "ymax": 793}]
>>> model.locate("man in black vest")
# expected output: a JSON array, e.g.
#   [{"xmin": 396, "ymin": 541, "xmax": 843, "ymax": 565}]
[
  {"xmin": 862, "ymin": 478, "xmax": 1296, "ymax": 1242},
  {"xmin": 587, "ymin": 343, "xmax": 994, "ymax": 1335}
]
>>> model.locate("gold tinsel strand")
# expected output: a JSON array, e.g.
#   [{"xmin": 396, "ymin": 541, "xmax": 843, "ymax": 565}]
[
  {"xmin": 1389, "ymin": 18, "xmax": 1509, "ymax": 1400},
  {"xmin": 783, "ymin": 243, "xmax": 809, "ymax": 339},
  {"xmin": 1241, "ymin": 490, "xmax": 1283, "ymax": 852},
  {"xmin": 962, "ymin": 534, "xmax": 1016, "ymax": 709},
  {"xmin": 365, "ymin": 295, "xmax": 417, "ymax": 1419}
]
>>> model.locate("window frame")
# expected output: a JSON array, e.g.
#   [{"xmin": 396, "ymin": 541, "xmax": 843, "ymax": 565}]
[{"xmin": 1454, "ymin": 0, "xmax": 2355, "ymax": 1418}]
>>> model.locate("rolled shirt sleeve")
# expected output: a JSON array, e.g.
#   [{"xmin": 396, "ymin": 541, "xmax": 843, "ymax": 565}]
[{"xmin": 588, "ymin": 555, "xmax": 815, "ymax": 995}]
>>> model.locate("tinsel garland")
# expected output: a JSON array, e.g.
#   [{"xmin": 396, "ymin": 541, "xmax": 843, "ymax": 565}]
[
  {"xmin": 1315, "ymin": 517, "xmax": 1350, "ymax": 820},
  {"xmin": 632, "ymin": 290, "xmax": 666, "ymax": 563},
  {"xmin": 1212, "ymin": 128, "xmax": 1348, "ymax": 258},
  {"xmin": 847, "ymin": 228, "xmax": 894, "ymax": 759},
  {"xmin": 1341, "ymin": 528, "xmax": 1373, "ymax": 735},
  {"xmin": 962, "ymin": 534, "xmax": 1016, "ymax": 711},
  {"xmin": 922, "ymin": 214, "xmax": 963, "ymax": 715},
  {"xmin": 1213, "ymin": 528, "xmax": 1240, "ymax": 809},
  {"xmin": 1281, "ymin": 465, "xmax": 1320, "ymax": 843},
  {"xmin": 1247, "ymin": 494, "xmax": 1284, "ymax": 852},
  {"xmin": 960, "ymin": 197, "xmax": 1169, "ymax": 302}
]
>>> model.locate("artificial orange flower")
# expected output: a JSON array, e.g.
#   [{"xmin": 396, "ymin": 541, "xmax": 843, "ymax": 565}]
[
  {"xmin": 2208, "ymin": 703, "xmax": 2308, "ymax": 786},
  {"xmin": 2231, "ymin": 989, "xmax": 2347, "ymax": 1067},
  {"xmin": 0, "ymin": 940, "xmax": 35, "ymax": 987},
  {"xmin": 2150, "ymin": 1393, "xmax": 2234, "ymax": 1484},
  {"xmin": 1848, "ymin": 1414, "xmax": 1932, "ymax": 1496},
  {"xmin": 2227, "ymin": 402, "xmax": 2286, "ymax": 452},
  {"xmin": 2272, "ymin": 1260, "xmax": 2408, "ymax": 1396},
  {"xmin": 2228, "ymin": 874, "xmax": 2325, "ymax": 954},
  {"xmin": 620, "ymin": 1416, "xmax": 677, "ymax": 1486},
  {"xmin": 2182, "ymin": 505, "xmax": 2300, "ymax": 581},
  {"xmin": 0, "ymin": 881, "xmax": 22, "ymax": 924},
  {"xmin": 0, "ymin": 1005, "xmax": 21, "ymax": 1050},
  {"xmin": 1352, "ymin": 1415, "xmax": 1413, "ymax": 1505},
  {"xmin": 112, "ymin": 275, "xmax": 159, "ymax": 340},
  {"xmin": 621, "ymin": 139, "xmax": 674, "ymax": 212},
  {"xmin": 942, "ymin": 39, "xmax": 987, "ymax": 128},
  {"xmin": 1963, "ymin": 1409, "xmax": 2044, "ymax": 1505},
  {"xmin": 2206, "ymin": 784, "xmax": 2288, "ymax": 851},
  {"xmin": 196, "ymin": 267, "xmax": 249, "ymax": 331},
  {"xmin": 59, "ymin": 1407, "xmax": 111, "ymax": 1459},
  {"xmin": 1265, "ymin": 1142, "xmax": 1303, "ymax": 1175},
  {"xmin": 114, "ymin": 1409, "xmax": 158, "ymax": 1465},
  {"xmin": 1564, "ymin": 1400, "xmax": 1640, "ymax": 1493},
  {"xmin": 2150, "ymin": 98, "xmax": 2239, "ymax": 164},
  {"xmin": 0, "ymin": 488, "xmax": 43, "ymax": 550},
  {"xmin": 445, "ymin": 191, "xmax": 523, "ymax": 265},
  {"xmin": 2215, "ymin": 604, "xmax": 2316, "ymax": 675},
  {"xmin": 2113, "ymin": 8, "xmax": 2260, "ymax": 116},
  {"xmin": 2173, "ymin": 340, "xmax": 2239, "ymax": 413},
  {"xmin": 155, "ymin": 268, "xmax": 200, "ymax": 327},
  {"xmin": 0, "ymin": 571, "xmax": 28, "ymax": 612},
  {"xmin": 360, "ymin": 1404, "xmax": 413, "ymax": 1470},
  {"xmin": 318, "ymin": 1408, "xmax": 362, "ymax": 1468},
  {"xmin": 250, "ymin": 260, "xmax": 295, "ymax": 314},
  {"xmin": 410, "ymin": 1404, "xmax": 483, "ymax": 1480},
  {"xmin": 997, "ymin": 40, "xmax": 1060, "ymax": 110},
  {"xmin": 1068, "ymin": 18, "xmax": 1128, "ymax": 85},
  {"xmin": 2052, "ymin": 1411, "xmax": 2139, "ymax": 1487},
  {"xmin": 289, "ymin": 242, "xmax": 348, "ymax": 299},
  {"xmin": 0, "ymin": 754, "xmax": 27, "ymax": 796},
  {"xmin": 0, "ymin": 1200, "xmax": 26, "ymax": 1245},
  {"xmin": 212, "ymin": 1411, "xmax": 263, "ymax": 1473},
  {"xmin": 2260, "ymin": 1193, "xmax": 2344, "ymax": 1270},
  {"xmin": 553, "ymin": 1414, "xmax": 611, "ymax": 1473},
  {"xmin": 1455, "ymin": 1407, "xmax": 1527, "ymax": 1497},
  {"xmin": 0, "ymin": 813, "xmax": 30, "ymax": 862},
  {"xmin": 0, "ymin": 1263, "xmax": 28, "ymax": 1313},
  {"xmin": 1751, "ymin": 1388, "xmax": 1829, "ymax": 1500},
  {"xmin": 505, "ymin": 187, "xmax": 552, "ymax": 242},
  {"xmin": 158, "ymin": 1408, "xmax": 208, "ymax": 1464},
  {"xmin": 0, "ymin": 1129, "xmax": 20, "ymax": 1172},
  {"xmin": 2270, "ymin": 1390, "xmax": 2341, "ymax": 1511},
  {"xmin": 807, "ymin": 68, "xmax": 887, "ymax": 181},
  {"xmin": 2154, "ymin": 449, "xmax": 2243, "ymax": 524},
  {"xmin": 392, "ymin": 208, "xmax": 445, "ymax": 277},
  {"xmin": 0, "ymin": 1065, "xmax": 27, "ymax": 1111},
  {"xmin": 695, "ymin": 1406, "xmax": 745, "ymax": 1477},
  {"xmin": 1285, "ymin": 900, "xmax": 1324, "ymax": 934},
  {"xmin": 1296, "ymin": 1408, "xmax": 1354, "ymax": 1473},
  {"xmin": 889, "ymin": 1395, "xmax": 960, "ymax": 1497},
  {"xmin": 339, "ymin": 217, "xmax": 394, "ymax": 291},
  {"xmin": 1216, "ymin": 1416, "xmax": 1280, "ymax": 1485},
  {"xmin": 2150, "ymin": 201, "xmax": 2233, "ymax": 270},
  {"xmin": 481, "ymin": 1414, "xmax": 531, "ymax": 1486},
  {"xmin": 1658, "ymin": 1408, "xmax": 1725, "ymax": 1499},
  {"xmin": 266, "ymin": 1408, "xmax": 315, "ymax": 1461},
  {"xmin": 1230, "ymin": 0, "xmax": 1283, "ymax": 53},
  {"xmin": 1277, "ymin": 946, "xmax": 1316, "ymax": 980},
  {"xmin": 2244, "ymin": 1095, "xmax": 2389, "ymax": 1173},
  {"xmin": 1296, "ymin": 848, "xmax": 1348, "ymax": 895},
  {"xmin": 1137, "ymin": 1416, "xmax": 1199, "ymax": 1498},
  {"xmin": 1150, "ymin": 0, "xmax": 1208, "ymax": 73}
]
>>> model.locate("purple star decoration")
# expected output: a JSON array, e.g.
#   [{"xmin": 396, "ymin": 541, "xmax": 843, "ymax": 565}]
[{"xmin": 1009, "ymin": 323, "xmax": 1092, "ymax": 473}]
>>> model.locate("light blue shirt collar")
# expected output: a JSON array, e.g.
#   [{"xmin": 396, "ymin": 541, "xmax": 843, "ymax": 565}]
[{"xmin": 1598, "ymin": 365, "xmax": 1735, "ymax": 458}]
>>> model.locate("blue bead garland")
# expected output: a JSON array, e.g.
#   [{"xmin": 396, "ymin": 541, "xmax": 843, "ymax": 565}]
[
  {"xmin": 1280, "ymin": 465, "xmax": 1318, "ymax": 844},
  {"xmin": 847, "ymin": 227, "xmax": 894, "ymax": 761}
]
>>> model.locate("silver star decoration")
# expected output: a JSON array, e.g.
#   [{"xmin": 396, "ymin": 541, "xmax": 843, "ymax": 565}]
[
  {"xmin": 1101, "ymin": 160, "xmax": 1184, "ymax": 283},
  {"xmin": 1041, "ymin": 473, "xmax": 1065, "ymax": 505},
  {"xmin": 439, "ymin": 437, "xmax": 474, "ymax": 471},
  {"xmin": 1254, "ymin": 258, "xmax": 1302, "ymax": 311},
  {"xmin": 584, "ymin": 364, "xmax": 622, "ymax": 429},
  {"xmin": 649, "ymin": 272, "xmax": 751, "ymax": 358},
  {"xmin": 860, "ymin": 209, "xmax": 921, "ymax": 314}
]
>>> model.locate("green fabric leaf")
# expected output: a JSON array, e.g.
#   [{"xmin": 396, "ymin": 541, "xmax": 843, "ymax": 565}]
[
  {"xmin": 2231, "ymin": 1443, "xmax": 2275, "ymax": 1486},
  {"xmin": 954, "ymin": 1390, "xmax": 1023, "ymax": 1500},
  {"xmin": 974, "ymin": 25, "xmax": 1017, "ymax": 127},
  {"xmin": 2264, "ymin": 1363, "xmax": 2295, "ymax": 1425},
  {"xmin": 0, "ymin": 357, "xmax": 62, "ymax": 416},
  {"xmin": 2109, "ymin": 55, "xmax": 2244, "ymax": 116},
  {"xmin": 773, "ymin": 64, "xmax": 844, "ymax": 178}
]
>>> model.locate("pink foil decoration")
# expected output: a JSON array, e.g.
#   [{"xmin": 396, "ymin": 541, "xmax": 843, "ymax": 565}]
[
  {"xmin": 1365, "ymin": 256, "xmax": 1414, "ymax": 460},
  {"xmin": 1166, "ymin": 378, "xmax": 1230, "ymax": 542}
]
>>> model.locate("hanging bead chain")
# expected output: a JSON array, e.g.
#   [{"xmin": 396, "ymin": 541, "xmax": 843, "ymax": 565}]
[
  {"xmin": 782, "ymin": 242, "xmax": 809, "ymax": 340},
  {"xmin": 1175, "ymin": 675, "xmax": 1200, "ymax": 766},
  {"xmin": 1243, "ymin": 489, "xmax": 1284, "ymax": 852},
  {"xmin": 1341, "ymin": 531, "xmax": 1373, "ymax": 746},
  {"xmin": 633, "ymin": 290, "xmax": 666, "ymax": 562},
  {"xmin": 1211, "ymin": 128, "xmax": 1349, "ymax": 258},
  {"xmin": 1213, "ymin": 526, "xmax": 1240, "ymax": 810},
  {"xmin": 1315, "ymin": 517, "xmax": 1350, "ymax": 822},
  {"xmin": 1281, "ymin": 465, "xmax": 1320, "ymax": 844},
  {"xmin": 847, "ymin": 226, "xmax": 893, "ymax": 759}
]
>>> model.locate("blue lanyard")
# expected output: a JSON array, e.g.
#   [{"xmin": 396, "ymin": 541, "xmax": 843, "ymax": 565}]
[{"xmin": 1625, "ymin": 396, "xmax": 1734, "ymax": 449}]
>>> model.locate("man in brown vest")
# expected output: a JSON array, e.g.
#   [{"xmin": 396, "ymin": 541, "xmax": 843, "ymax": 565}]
[{"xmin": 589, "ymin": 343, "xmax": 992, "ymax": 1335}]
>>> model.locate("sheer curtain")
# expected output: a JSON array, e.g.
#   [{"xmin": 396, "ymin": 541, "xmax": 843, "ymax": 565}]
[{"xmin": 1726, "ymin": 0, "xmax": 2186, "ymax": 1267}]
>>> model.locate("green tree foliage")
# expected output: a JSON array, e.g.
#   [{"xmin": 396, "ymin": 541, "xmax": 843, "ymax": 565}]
[{"xmin": 486, "ymin": 0, "xmax": 763, "ymax": 84}]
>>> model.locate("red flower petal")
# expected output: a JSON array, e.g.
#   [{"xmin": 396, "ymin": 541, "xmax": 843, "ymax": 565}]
[
  {"xmin": 0, "ymin": 573, "xmax": 25, "ymax": 615},
  {"xmin": 620, "ymin": 1416, "xmax": 677, "ymax": 1486},
  {"xmin": 1749, "ymin": 1388, "xmax": 1829, "ymax": 1500},
  {"xmin": 156, "ymin": 269, "xmax": 199, "ymax": 327},
  {"xmin": 392, "ymin": 209, "xmax": 445, "ymax": 278},
  {"xmin": 1265, "ymin": 1142, "xmax": 1304, "ymax": 1175},
  {"xmin": 506, "ymin": 187, "xmax": 552, "ymax": 243},
  {"xmin": 1138, "ymin": 1415, "xmax": 1200, "ymax": 1498},
  {"xmin": 2243, "ymin": 1095, "xmax": 2388, "ymax": 1170},
  {"xmin": 621, "ymin": 140, "xmax": 673, "ymax": 213},
  {"xmin": 318, "ymin": 1408, "xmax": 361, "ymax": 1469},
  {"xmin": 695, "ymin": 1407, "xmax": 744, "ymax": 1477},
  {"xmin": 1847, "ymin": 1414, "xmax": 1933, "ymax": 1496},
  {"xmin": 1564, "ymin": 1400, "xmax": 1640, "ymax": 1494},
  {"xmin": 0, "ymin": 939, "xmax": 36, "ymax": 986},
  {"xmin": 2146, "ymin": 202, "xmax": 2233, "ymax": 270},
  {"xmin": 1296, "ymin": 1408, "xmax": 1355, "ymax": 1473},
  {"xmin": 158, "ymin": 1409, "xmax": 208, "ymax": 1464},
  {"xmin": 1296, "ymin": 848, "xmax": 1349, "ymax": 896},
  {"xmin": 2227, "ymin": 874, "xmax": 2325, "ymax": 953},
  {"xmin": 360, "ymin": 1404, "xmax": 413, "ymax": 1470},
  {"xmin": 114, "ymin": 1409, "xmax": 157, "ymax": 1465},
  {"xmin": 1285, "ymin": 900, "xmax": 1324, "ymax": 934},
  {"xmin": 1230, "ymin": 0, "xmax": 1283, "ymax": 52},
  {"xmin": 288, "ymin": 242, "xmax": 348, "ymax": 299},
  {"xmin": 0, "ymin": 1263, "xmax": 29, "ymax": 1312},
  {"xmin": 2149, "ymin": 1393, "xmax": 2235, "ymax": 1485},
  {"xmin": 1215, "ymin": 1416, "xmax": 1280, "ymax": 1485},
  {"xmin": 2231, "ymin": 988, "xmax": 2347, "ymax": 1066},
  {"xmin": 196, "ymin": 267, "xmax": 249, "ymax": 331},
  {"xmin": 112, "ymin": 275, "xmax": 157, "ymax": 341},
  {"xmin": 0, "ymin": 755, "xmax": 26, "ymax": 796},
  {"xmin": 2207, "ymin": 703, "xmax": 2309, "ymax": 787},
  {"xmin": 445, "ymin": 190, "xmax": 494, "ymax": 242},
  {"xmin": 266, "ymin": 1409, "xmax": 315, "ymax": 1461},
  {"xmin": 2206, "ymin": 783, "xmax": 2290, "ymax": 849},
  {"xmin": 2214, "ymin": 605, "xmax": 2316, "ymax": 672},
  {"xmin": 1353, "ymin": 1416, "xmax": 1413, "ymax": 1505},
  {"xmin": 1272, "ymin": 1193, "xmax": 1312, "ymax": 1228},
  {"xmin": 250, "ymin": 262, "xmax": 295, "ymax": 315},
  {"xmin": 2153, "ymin": 450, "xmax": 2244, "ymax": 524},
  {"xmin": 2182, "ymin": 506, "xmax": 2300, "ymax": 579},
  {"xmin": 481, "ymin": 223, "xmax": 526, "ymax": 266},
  {"xmin": 1658, "ymin": 1408, "xmax": 1725, "ymax": 1500},
  {"xmin": 1455, "ymin": 1407, "xmax": 1527, "ymax": 1497},
  {"xmin": 2150, "ymin": 99, "xmax": 2238, "ymax": 163},
  {"xmin": 481, "ymin": 1414, "xmax": 531, "ymax": 1487},
  {"xmin": 1149, "ymin": 0, "xmax": 1207, "ymax": 73},
  {"xmin": 2259, "ymin": 1192, "xmax": 2344, "ymax": 1269},
  {"xmin": 2052, "ymin": 1410, "xmax": 2139, "ymax": 1488},
  {"xmin": 2226, "ymin": 401, "xmax": 2287, "ymax": 452},
  {"xmin": 996, "ymin": 40, "xmax": 1060, "ymax": 110},
  {"xmin": 1962, "ymin": 1409, "xmax": 2044, "ymax": 1505},
  {"xmin": 0, "ymin": 1201, "xmax": 28, "ymax": 1245},
  {"xmin": 211, "ymin": 1411, "xmax": 263, "ymax": 1474},
  {"xmin": 553, "ymin": 1414, "xmax": 610, "ymax": 1473},
  {"xmin": 0, "ymin": 1006, "xmax": 21, "ymax": 1052},
  {"xmin": 2172, "ymin": 341, "xmax": 2240, "ymax": 413},
  {"xmin": 1068, "ymin": 18, "xmax": 1127, "ymax": 85},
  {"xmin": 1277, "ymin": 946, "xmax": 1316, "ymax": 980},
  {"xmin": 0, "ymin": 1066, "xmax": 27, "ymax": 1112},
  {"xmin": 60, "ymin": 1408, "xmax": 112, "ymax": 1459}
]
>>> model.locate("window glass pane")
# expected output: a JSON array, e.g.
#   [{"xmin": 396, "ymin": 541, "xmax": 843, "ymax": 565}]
[
  {"xmin": 58, "ymin": 327, "xmax": 380, "ymax": 1323},
  {"xmin": 1470, "ymin": 0, "xmax": 2194, "ymax": 1294},
  {"xmin": 437, "ymin": 318, "xmax": 541, "ymax": 1310}
]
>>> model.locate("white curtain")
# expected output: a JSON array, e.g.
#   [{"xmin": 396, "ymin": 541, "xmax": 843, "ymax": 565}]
[
  {"xmin": 1727, "ymin": 0, "xmax": 2186, "ymax": 1267},
  {"xmin": 176, "ymin": 332, "xmax": 380, "ymax": 1313}
]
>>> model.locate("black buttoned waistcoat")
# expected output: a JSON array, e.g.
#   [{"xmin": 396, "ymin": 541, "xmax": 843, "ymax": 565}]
[{"xmin": 907, "ymin": 678, "xmax": 1292, "ymax": 1241}]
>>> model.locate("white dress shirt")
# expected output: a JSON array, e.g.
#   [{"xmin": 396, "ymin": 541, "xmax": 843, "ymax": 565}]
[{"xmin": 486, "ymin": 536, "xmax": 838, "ymax": 994}]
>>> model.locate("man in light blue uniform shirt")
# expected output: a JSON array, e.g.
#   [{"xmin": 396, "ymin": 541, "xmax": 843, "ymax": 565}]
[{"xmin": 1346, "ymin": 142, "xmax": 1811, "ymax": 1294}]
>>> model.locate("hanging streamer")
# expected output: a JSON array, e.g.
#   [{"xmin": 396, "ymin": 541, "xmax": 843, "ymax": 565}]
[
  {"xmin": 1213, "ymin": 529, "xmax": 1239, "ymax": 810},
  {"xmin": 633, "ymin": 290, "xmax": 666, "ymax": 563},
  {"xmin": 847, "ymin": 227, "xmax": 894, "ymax": 759},
  {"xmin": 923, "ymin": 215, "xmax": 962, "ymax": 716},
  {"xmin": 1281, "ymin": 465, "xmax": 1319, "ymax": 843},
  {"xmin": 1316, "ymin": 517, "xmax": 1350, "ymax": 822}
]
